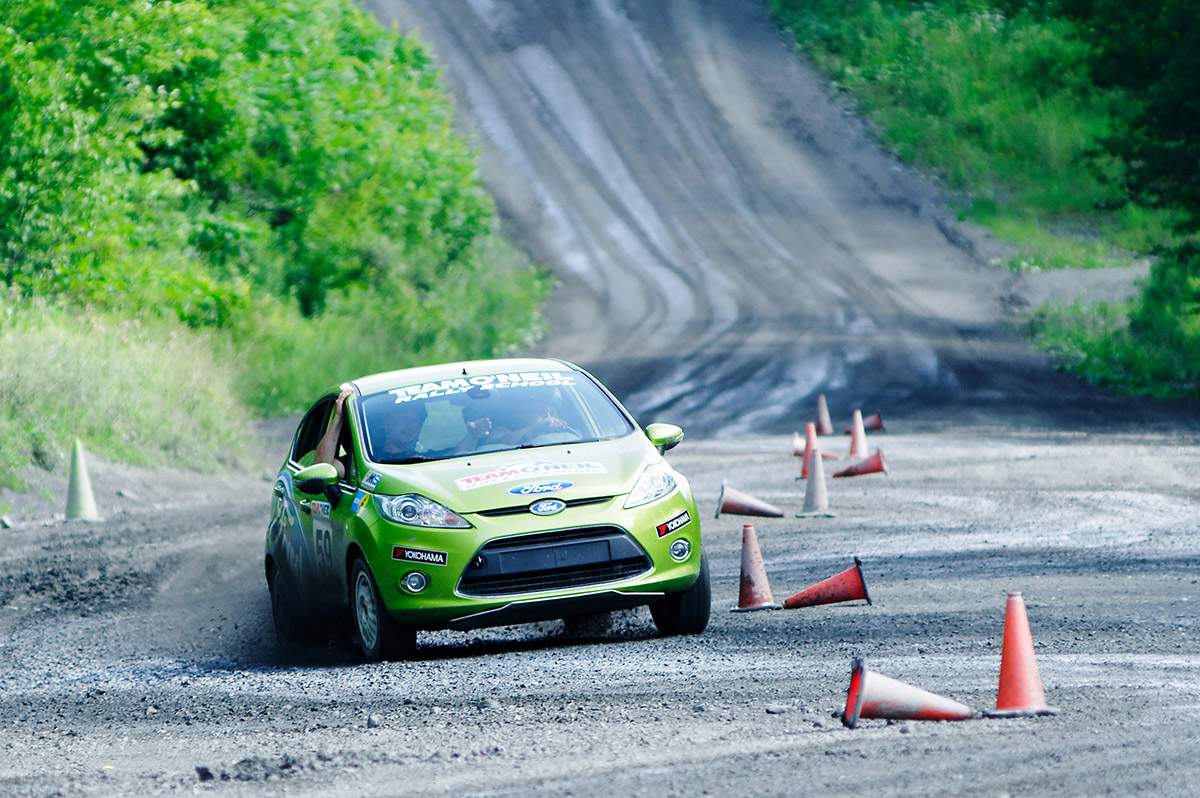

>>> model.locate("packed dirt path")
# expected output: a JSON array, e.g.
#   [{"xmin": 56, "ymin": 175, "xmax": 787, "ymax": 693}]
[
  {"xmin": 2, "ymin": 1, "xmax": 1199, "ymax": 797},
  {"xmin": 365, "ymin": 0, "xmax": 1164, "ymax": 436}
]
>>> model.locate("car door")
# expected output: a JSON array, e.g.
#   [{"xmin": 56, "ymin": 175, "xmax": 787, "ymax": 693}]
[{"xmin": 277, "ymin": 396, "xmax": 343, "ymax": 602}]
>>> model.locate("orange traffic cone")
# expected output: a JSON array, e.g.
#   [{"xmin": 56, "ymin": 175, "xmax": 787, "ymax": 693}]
[
  {"xmin": 985, "ymin": 592, "xmax": 1058, "ymax": 717},
  {"xmin": 815, "ymin": 394, "xmax": 834, "ymax": 436},
  {"xmin": 842, "ymin": 657, "xmax": 976, "ymax": 728},
  {"xmin": 846, "ymin": 409, "xmax": 869, "ymax": 458},
  {"xmin": 833, "ymin": 450, "xmax": 888, "ymax": 478},
  {"xmin": 799, "ymin": 422, "xmax": 837, "ymax": 479},
  {"xmin": 782, "ymin": 557, "xmax": 870, "ymax": 609},
  {"xmin": 796, "ymin": 446, "xmax": 834, "ymax": 517},
  {"xmin": 715, "ymin": 480, "xmax": 784, "ymax": 519},
  {"xmin": 731, "ymin": 524, "xmax": 781, "ymax": 612},
  {"xmin": 845, "ymin": 412, "xmax": 885, "ymax": 433}
]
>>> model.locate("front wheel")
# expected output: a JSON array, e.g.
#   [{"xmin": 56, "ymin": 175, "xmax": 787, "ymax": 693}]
[
  {"xmin": 351, "ymin": 558, "xmax": 416, "ymax": 661},
  {"xmin": 650, "ymin": 554, "xmax": 711, "ymax": 636}
]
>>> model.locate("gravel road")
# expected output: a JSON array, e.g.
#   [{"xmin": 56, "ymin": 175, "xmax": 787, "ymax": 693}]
[{"xmin": 3, "ymin": 1, "xmax": 1198, "ymax": 796}]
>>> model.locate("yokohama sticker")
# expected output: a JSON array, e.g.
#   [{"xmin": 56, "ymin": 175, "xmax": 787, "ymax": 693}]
[
  {"xmin": 656, "ymin": 510, "xmax": 692, "ymax": 538},
  {"xmin": 392, "ymin": 546, "xmax": 448, "ymax": 566},
  {"xmin": 456, "ymin": 461, "xmax": 605, "ymax": 491}
]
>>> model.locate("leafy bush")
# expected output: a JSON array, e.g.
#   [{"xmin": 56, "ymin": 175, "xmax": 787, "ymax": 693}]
[
  {"xmin": 770, "ymin": 0, "xmax": 1121, "ymax": 219},
  {"xmin": 1028, "ymin": 245, "xmax": 1200, "ymax": 398},
  {"xmin": 0, "ymin": 0, "xmax": 548, "ymax": 477}
]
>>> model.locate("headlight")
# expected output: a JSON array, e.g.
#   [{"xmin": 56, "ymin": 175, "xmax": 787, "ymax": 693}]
[
  {"xmin": 375, "ymin": 494, "xmax": 471, "ymax": 528},
  {"xmin": 624, "ymin": 462, "xmax": 677, "ymax": 508}
]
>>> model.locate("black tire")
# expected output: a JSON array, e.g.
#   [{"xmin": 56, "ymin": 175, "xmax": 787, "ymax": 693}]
[
  {"xmin": 350, "ymin": 557, "xmax": 416, "ymax": 661},
  {"xmin": 269, "ymin": 565, "xmax": 318, "ymax": 650},
  {"xmin": 650, "ymin": 553, "xmax": 711, "ymax": 636}
]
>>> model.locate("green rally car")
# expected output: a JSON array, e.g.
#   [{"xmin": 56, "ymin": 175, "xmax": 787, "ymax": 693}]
[{"xmin": 265, "ymin": 358, "xmax": 709, "ymax": 660}]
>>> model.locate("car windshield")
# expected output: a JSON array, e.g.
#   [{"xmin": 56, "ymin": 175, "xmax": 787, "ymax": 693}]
[{"xmin": 358, "ymin": 369, "xmax": 636, "ymax": 463}]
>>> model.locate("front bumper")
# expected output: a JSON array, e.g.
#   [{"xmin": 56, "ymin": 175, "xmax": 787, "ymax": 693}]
[{"xmin": 357, "ymin": 492, "xmax": 702, "ymax": 630}]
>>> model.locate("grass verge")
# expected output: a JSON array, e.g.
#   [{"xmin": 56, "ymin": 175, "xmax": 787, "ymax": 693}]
[{"xmin": 0, "ymin": 303, "xmax": 253, "ymax": 491}]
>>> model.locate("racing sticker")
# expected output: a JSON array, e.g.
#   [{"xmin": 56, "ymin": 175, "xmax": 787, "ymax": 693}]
[
  {"xmin": 389, "ymin": 371, "xmax": 575, "ymax": 403},
  {"xmin": 362, "ymin": 471, "xmax": 382, "ymax": 489},
  {"xmin": 312, "ymin": 501, "xmax": 331, "ymax": 518},
  {"xmin": 456, "ymin": 461, "xmax": 605, "ymax": 491},
  {"xmin": 507, "ymin": 480, "xmax": 575, "ymax": 497},
  {"xmin": 656, "ymin": 510, "xmax": 692, "ymax": 538},
  {"xmin": 392, "ymin": 546, "xmax": 448, "ymax": 566},
  {"xmin": 350, "ymin": 489, "xmax": 368, "ymax": 513}
]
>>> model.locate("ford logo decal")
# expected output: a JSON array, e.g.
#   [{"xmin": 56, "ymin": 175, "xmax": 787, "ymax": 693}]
[
  {"xmin": 508, "ymin": 480, "xmax": 575, "ymax": 496},
  {"xmin": 529, "ymin": 499, "xmax": 567, "ymax": 516}
]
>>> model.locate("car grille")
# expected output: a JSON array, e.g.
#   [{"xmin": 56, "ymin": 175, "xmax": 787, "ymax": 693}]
[{"xmin": 457, "ymin": 526, "xmax": 651, "ymax": 597}]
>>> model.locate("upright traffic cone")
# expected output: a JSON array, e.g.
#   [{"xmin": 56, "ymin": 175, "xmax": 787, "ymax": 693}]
[
  {"xmin": 833, "ymin": 449, "xmax": 888, "ymax": 478},
  {"xmin": 985, "ymin": 592, "xmax": 1058, "ymax": 717},
  {"xmin": 847, "ymin": 409, "xmax": 869, "ymax": 458},
  {"xmin": 715, "ymin": 480, "xmax": 784, "ymax": 519},
  {"xmin": 815, "ymin": 394, "xmax": 833, "ymax": 436},
  {"xmin": 799, "ymin": 422, "xmax": 837, "ymax": 479},
  {"xmin": 842, "ymin": 657, "xmax": 976, "ymax": 728},
  {"xmin": 791, "ymin": 431, "xmax": 804, "ymax": 457},
  {"xmin": 66, "ymin": 439, "xmax": 99, "ymax": 521},
  {"xmin": 795, "ymin": 446, "xmax": 834, "ymax": 517},
  {"xmin": 845, "ymin": 412, "xmax": 885, "ymax": 433},
  {"xmin": 731, "ymin": 524, "xmax": 781, "ymax": 611},
  {"xmin": 782, "ymin": 557, "xmax": 870, "ymax": 608}
]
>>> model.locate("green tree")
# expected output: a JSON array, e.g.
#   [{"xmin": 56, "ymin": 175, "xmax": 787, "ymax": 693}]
[{"xmin": 1057, "ymin": 0, "xmax": 1200, "ymax": 232}]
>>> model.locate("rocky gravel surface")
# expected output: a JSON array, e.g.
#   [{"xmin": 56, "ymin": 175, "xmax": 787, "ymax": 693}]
[{"xmin": 2, "ymin": 422, "xmax": 1198, "ymax": 797}]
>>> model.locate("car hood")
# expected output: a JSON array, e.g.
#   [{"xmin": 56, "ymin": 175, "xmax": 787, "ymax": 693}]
[{"xmin": 362, "ymin": 436, "xmax": 660, "ymax": 514}]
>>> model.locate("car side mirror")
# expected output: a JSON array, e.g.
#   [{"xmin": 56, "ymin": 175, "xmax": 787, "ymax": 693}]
[
  {"xmin": 294, "ymin": 462, "xmax": 338, "ymax": 495},
  {"xmin": 645, "ymin": 422, "xmax": 684, "ymax": 454}
]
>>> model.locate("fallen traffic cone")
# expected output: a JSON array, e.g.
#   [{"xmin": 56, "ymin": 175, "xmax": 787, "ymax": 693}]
[
  {"xmin": 66, "ymin": 438, "xmax": 99, "ymax": 521},
  {"xmin": 833, "ymin": 449, "xmax": 888, "ymax": 478},
  {"xmin": 799, "ymin": 422, "xmax": 837, "ymax": 479},
  {"xmin": 715, "ymin": 480, "xmax": 784, "ymax": 519},
  {"xmin": 796, "ymin": 446, "xmax": 834, "ymax": 517},
  {"xmin": 846, "ymin": 409, "xmax": 869, "ymax": 458},
  {"xmin": 731, "ymin": 524, "xmax": 781, "ymax": 611},
  {"xmin": 782, "ymin": 557, "xmax": 870, "ymax": 608},
  {"xmin": 815, "ymin": 394, "xmax": 833, "ymax": 436},
  {"xmin": 842, "ymin": 657, "xmax": 976, "ymax": 728},
  {"xmin": 845, "ymin": 412, "xmax": 885, "ymax": 433},
  {"xmin": 985, "ymin": 592, "xmax": 1058, "ymax": 717}
]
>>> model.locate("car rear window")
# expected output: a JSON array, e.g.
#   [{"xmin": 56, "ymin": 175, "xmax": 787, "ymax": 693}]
[{"xmin": 358, "ymin": 369, "xmax": 635, "ymax": 463}]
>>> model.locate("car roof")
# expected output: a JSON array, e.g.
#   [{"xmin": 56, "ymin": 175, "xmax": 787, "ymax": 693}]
[{"xmin": 346, "ymin": 358, "xmax": 581, "ymax": 397}]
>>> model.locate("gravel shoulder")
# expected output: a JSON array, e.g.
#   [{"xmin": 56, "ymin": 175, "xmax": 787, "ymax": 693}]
[{"xmin": 2, "ymin": 424, "xmax": 1198, "ymax": 797}]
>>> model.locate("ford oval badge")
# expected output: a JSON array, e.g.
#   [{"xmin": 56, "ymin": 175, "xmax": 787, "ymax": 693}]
[{"xmin": 529, "ymin": 498, "xmax": 566, "ymax": 516}]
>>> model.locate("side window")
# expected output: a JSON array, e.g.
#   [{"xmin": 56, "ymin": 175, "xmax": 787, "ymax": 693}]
[
  {"xmin": 337, "ymin": 408, "xmax": 358, "ymax": 484},
  {"xmin": 291, "ymin": 397, "xmax": 335, "ymax": 466}
]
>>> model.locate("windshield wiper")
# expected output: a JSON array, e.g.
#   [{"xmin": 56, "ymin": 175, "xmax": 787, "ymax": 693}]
[{"xmin": 375, "ymin": 455, "xmax": 438, "ymax": 465}]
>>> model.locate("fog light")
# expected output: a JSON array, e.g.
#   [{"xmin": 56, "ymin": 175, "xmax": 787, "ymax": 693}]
[
  {"xmin": 402, "ymin": 571, "xmax": 428, "ymax": 593},
  {"xmin": 669, "ymin": 539, "xmax": 691, "ymax": 562}
]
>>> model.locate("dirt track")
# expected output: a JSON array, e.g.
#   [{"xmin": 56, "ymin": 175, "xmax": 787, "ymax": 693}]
[{"xmin": 2, "ymin": 1, "xmax": 1198, "ymax": 796}]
